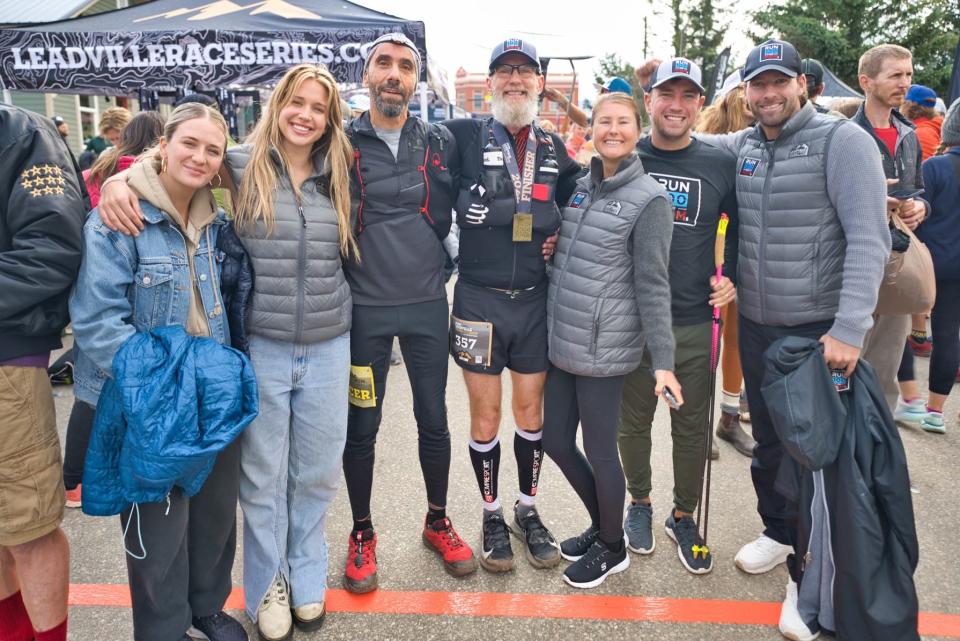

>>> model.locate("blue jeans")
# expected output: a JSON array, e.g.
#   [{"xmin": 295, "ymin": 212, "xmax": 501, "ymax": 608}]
[{"xmin": 239, "ymin": 332, "xmax": 350, "ymax": 619}]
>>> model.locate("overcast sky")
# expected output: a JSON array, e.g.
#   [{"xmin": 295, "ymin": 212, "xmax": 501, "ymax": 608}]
[{"xmin": 360, "ymin": 0, "xmax": 759, "ymax": 102}]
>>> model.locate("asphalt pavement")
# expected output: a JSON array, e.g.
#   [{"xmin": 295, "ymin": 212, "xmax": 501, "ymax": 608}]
[{"xmin": 53, "ymin": 305, "xmax": 959, "ymax": 641}]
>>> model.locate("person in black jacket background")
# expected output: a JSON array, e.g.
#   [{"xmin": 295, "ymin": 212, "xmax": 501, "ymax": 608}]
[{"xmin": 0, "ymin": 103, "xmax": 86, "ymax": 641}]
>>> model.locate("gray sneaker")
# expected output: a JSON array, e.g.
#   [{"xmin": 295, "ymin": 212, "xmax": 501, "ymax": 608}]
[{"xmin": 623, "ymin": 502, "xmax": 655, "ymax": 554}]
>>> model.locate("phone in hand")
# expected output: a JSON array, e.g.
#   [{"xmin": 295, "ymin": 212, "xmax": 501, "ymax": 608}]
[
  {"xmin": 888, "ymin": 188, "xmax": 924, "ymax": 200},
  {"xmin": 663, "ymin": 387, "xmax": 681, "ymax": 410}
]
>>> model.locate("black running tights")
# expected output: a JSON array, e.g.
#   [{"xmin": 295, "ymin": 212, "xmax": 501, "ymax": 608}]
[{"xmin": 542, "ymin": 366, "xmax": 626, "ymax": 546}]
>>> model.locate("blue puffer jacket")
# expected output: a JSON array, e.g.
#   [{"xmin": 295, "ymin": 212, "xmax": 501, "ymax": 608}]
[{"xmin": 82, "ymin": 326, "xmax": 259, "ymax": 516}]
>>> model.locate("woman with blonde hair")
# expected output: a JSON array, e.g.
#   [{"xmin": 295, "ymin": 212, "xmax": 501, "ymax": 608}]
[
  {"xmin": 70, "ymin": 103, "xmax": 250, "ymax": 641},
  {"xmin": 98, "ymin": 63, "xmax": 356, "ymax": 640}
]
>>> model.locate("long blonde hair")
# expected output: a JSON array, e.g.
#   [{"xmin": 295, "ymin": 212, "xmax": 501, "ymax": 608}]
[
  {"xmin": 234, "ymin": 64, "xmax": 357, "ymax": 259},
  {"xmin": 696, "ymin": 85, "xmax": 755, "ymax": 134},
  {"xmin": 140, "ymin": 103, "xmax": 228, "ymax": 174}
]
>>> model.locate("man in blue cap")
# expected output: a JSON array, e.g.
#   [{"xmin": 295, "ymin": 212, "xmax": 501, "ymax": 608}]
[{"xmin": 443, "ymin": 38, "xmax": 582, "ymax": 575}]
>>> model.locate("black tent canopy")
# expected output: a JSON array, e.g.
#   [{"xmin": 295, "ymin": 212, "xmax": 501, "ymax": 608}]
[{"xmin": 0, "ymin": 0, "xmax": 426, "ymax": 95}]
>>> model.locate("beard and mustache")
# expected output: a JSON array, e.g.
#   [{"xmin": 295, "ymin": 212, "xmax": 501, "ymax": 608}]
[
  {"xmin": 373, "ymin": 78, "xmax": 412, "ymax": 118},
  {"xmin": 491, "ymin": 90, "xmax": 539, "ymax": 130}
]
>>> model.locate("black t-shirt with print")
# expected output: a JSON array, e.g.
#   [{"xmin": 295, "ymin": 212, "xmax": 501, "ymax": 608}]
[{"xmin": 638, "ymin": 136, "xmax": 739, "ymax": 326}]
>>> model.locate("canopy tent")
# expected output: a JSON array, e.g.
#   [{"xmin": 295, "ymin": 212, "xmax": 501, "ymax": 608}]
[
  {"xmin": 0, "ymin": 0, "xmax": 427, "ymax": 95},
  {"xmin": 821, "ymin": 65, "xmax": 862, "ymax": 100}
]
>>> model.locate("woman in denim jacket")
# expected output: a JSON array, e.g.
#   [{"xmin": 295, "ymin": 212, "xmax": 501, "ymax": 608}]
[
  {"xmin": 70, "ymin": 103, "xmax": 249, "ymax": 641},
  {"xmin": 99, "ymin": 64, "xmax": 357, "ymax": 640}
]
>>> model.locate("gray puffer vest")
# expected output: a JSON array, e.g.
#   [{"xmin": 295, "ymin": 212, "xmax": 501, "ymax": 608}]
[
  {"xmin": 548, "ymin": 155, "xmax": 669, "ymax": 377},
  {"xmin": 227, "ymin": 144, "xmax": 351, "ymax": 345},
  {"xmin": 735, "ymin": 102, "xmax": 847, "ymax": 327}
]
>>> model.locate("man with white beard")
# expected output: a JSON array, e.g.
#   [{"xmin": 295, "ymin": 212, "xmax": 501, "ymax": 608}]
[{"xmin": 444, "ymin": 39, "xmax": 582, "ymax": 574}]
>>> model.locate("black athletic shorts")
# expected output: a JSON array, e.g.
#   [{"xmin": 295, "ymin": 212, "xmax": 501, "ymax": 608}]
[{"xmin": 450, "ymin": 279, "xmax": 549, "ymax": 375}]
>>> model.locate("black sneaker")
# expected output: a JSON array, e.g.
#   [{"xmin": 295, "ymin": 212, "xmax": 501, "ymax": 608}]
[
  {"xmin": 192, "ymin": 611, "xmax": 248, "ymax": 641},
  {"xmin": 623, "ymin": 502, "xmax": 654, "ymax": 554},
  {"xmin": 559, "ymin": 524, "xmax": 599, "ymax": 562},
  {"xmin": 563, "ymin": 539, "xmax": 630, "ymax": 589},
  {"xmin": 479, "ymin": 509, "xmax": 514, "ymax": 572},
  {"xmin": 511, "ymin": 502, "xmax": 561, "ymax": 568},
  {"xmin": 664, "ymin": 511, "xmax": 713, "ymax": 574}
]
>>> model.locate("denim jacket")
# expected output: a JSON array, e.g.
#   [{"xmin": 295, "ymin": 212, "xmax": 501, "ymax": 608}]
[{"xmin": 70, "ymin": 200, "xmax": 229, "ymax": 405}]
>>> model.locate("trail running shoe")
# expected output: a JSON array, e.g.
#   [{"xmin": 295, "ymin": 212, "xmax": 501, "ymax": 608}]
[
  {"xmin": 343, "ymin": 528, "xmax": 378, "ymax": 594},
  {"xmin": 479, "ymin": 508, "xmax": 515, "ymax": 572},
  {"xmin": 664, "ymin": 511, "xmax": 713, "ymax": 574},
  {"xmin": 511, "ymin": 502, "xmax": 560, "ymax": 568},
  {"xmin": 422, "ymin": 516, "xmax": 478, "ymax": 577}
]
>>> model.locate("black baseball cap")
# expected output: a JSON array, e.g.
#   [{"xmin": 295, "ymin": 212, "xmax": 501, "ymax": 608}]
[
  {"xmin": 743, "ymin": 40, "xmax": 802, "ymax": 81},
  {"xmin": 801, "ymin": 59, "xmax": 825, "ymax": 87}
]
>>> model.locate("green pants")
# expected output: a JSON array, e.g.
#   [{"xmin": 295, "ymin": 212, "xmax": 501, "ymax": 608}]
[{"xmin": 618, "ymin": 323, "xmax": 712, "ymax": 514}]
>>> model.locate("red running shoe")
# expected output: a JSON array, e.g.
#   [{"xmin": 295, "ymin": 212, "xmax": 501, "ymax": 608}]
[
  {"xmin": 344, "ymin": 528, "xmax": 378, "ymax": 593},
  {"xmin": 908, "ymin": 336, "xmax": 932, "ymax": 357},
  {"xmin": 422, "ymin": 517, "xmax": 479, "ymax": 577},
  {"xmin": 65, "ymin": 484, "xmax": 82, "ymax": 508}
]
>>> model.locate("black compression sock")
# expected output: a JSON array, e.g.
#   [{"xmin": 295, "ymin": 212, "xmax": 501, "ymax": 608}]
[
  {"xmin": 468, "ymin": 437, "xmax": 501, "ymax": 509},
  {"xmin": 514, "ymin": 427, "xmax": 543, "ymax": 502},
  {"xmin": 427, "ymin": 507, "xmax": 446, "ymax": 523}
]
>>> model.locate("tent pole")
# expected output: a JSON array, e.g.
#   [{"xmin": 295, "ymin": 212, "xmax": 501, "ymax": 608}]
[{"xmin": 419, "ymin": 81, "xmax": 429, "ymax": 123}]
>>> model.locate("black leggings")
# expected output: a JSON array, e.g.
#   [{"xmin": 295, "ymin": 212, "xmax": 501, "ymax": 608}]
[
  {"xmin": 63, "ymin": 400, "xmax": 96, "ymax": 490},
  {"xmin": 899, "ymin": 279, "xmax": 960, "ymax": 395},
  {"xmin": 542, "ymin": 366, "xmax": 626, "ymax": 545},
  {"xmin": 343, "ymin": 299, "xmax": 450, "ymax": 521}
]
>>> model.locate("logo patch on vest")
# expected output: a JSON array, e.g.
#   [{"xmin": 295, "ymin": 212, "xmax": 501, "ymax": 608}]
[
  {"xmin": 603, "ymin": 200, "xmax": 622, "ymax": 215},
  {"xmin": 570, "ymin": 192, "xmax": 588, "ymax": 208},
  {"xmin": 788, "ymin": 143, "xmax": 809, "ymax": 158},
  {"xmin": 649, "ymin": 172, "xmax": 702, "ymax": 227},
  {"xmin": 739, "ymin": 157, "xmax": 761, "ymax": 177},
  {"xmin": 761, "ymin": 43, "xmax": 783, "ymax": 61}
]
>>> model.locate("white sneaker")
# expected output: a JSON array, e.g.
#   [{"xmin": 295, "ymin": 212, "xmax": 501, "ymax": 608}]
[
  {"xmin": 734, "ymin": 534, "xmax": 792, "ymax": 574},
  {"xmin": 894, "ymin": 398, "xmax": 926, "ymax": 425},
  {"xmin": 257, "ymin": 575, "xmax": 293, "ymax": 641},
  {"xmin": 778, "ymin": 580, "xmax": 820, "ymax": 641}
]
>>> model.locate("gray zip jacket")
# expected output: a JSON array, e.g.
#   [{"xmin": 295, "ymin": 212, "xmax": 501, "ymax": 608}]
[
  {"xmin": 548, "ymin": 154, "xmax": 675, "ymax": 376},
  {"xmin": 228, "ymin": 144, "xmax": 351, "ymax": 344},
  {"xmin": 698, "ymin": 102, "xmax": 890, "ymax": 348}
]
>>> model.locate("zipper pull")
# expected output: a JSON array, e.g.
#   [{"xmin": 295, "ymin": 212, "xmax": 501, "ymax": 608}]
[{"xmin": 297, "ymin": 204, "xmax": 306, "ymax": 228}]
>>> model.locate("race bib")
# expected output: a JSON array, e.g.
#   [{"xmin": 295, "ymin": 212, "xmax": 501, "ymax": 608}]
[
  {"xmin": 349, "ymin": 365, "xmax": 377, "ymax": 408},
  {"xmin": 451, "ymin": 316, "xmax": 494, "ymax": 367}
]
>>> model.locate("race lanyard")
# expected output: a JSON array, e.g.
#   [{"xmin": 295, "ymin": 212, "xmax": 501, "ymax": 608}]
[{"xmin": 491, "ymin": 121, "xmax": 537, "ymax": 241}]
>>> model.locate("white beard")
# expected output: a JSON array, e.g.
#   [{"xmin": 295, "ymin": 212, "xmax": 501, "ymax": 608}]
[{"xmin": 491, "ymin": 92, "xmax": 538, "ymax": 130}]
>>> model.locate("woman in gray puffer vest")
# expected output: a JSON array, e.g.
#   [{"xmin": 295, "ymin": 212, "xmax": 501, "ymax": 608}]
[{"xmin": 543, "ymin": 93, "xmax": 681, "ymax": 589}]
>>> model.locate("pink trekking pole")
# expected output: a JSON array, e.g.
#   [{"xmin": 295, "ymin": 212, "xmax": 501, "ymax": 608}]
[{"xmin": 693, "ymin": 213, "xmax": 729, "ymax": 560}]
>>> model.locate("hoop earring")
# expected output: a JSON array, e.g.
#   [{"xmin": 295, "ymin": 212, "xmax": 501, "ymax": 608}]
[
  {"xmin": 209, "ymin": 173, "xmax": 222, "ymax": 188},
  {"xmin": 160, "ymin": 156, "xmax": 167, "ymax": 174}
]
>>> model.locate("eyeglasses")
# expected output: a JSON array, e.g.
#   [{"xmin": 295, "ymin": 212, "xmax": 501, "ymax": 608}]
[{"xmin": 492, "ymin": 63, "xmax": 539, "ymax": 79}]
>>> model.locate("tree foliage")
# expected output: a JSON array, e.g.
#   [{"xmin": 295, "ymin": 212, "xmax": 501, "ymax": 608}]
[{"xmin": 752, "ymin": 0, "xmax": 959, "ymax": 96}]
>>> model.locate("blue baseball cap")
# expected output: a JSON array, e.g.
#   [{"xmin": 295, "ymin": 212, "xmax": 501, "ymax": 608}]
[
  {"xmin": 595, "ymin": 76, "xmax": 633, "ymax": 96},
  {"xmin": 489, "ymin": 38, "xmax": 540, "ymax": 73},
  {"xmin": 906, "ymin": 85, "xmax": 937, "ymax": 108}
]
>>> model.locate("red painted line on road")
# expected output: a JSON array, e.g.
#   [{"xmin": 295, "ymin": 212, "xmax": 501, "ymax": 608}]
[{"xmin": 68, "ymin": 584, "xmax": 960, "ymax": 636}]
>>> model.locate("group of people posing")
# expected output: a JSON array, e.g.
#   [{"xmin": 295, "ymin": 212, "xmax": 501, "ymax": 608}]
[{"xmin": 2, "ymin": 28, "xmax": 956, "ymax": 641}]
